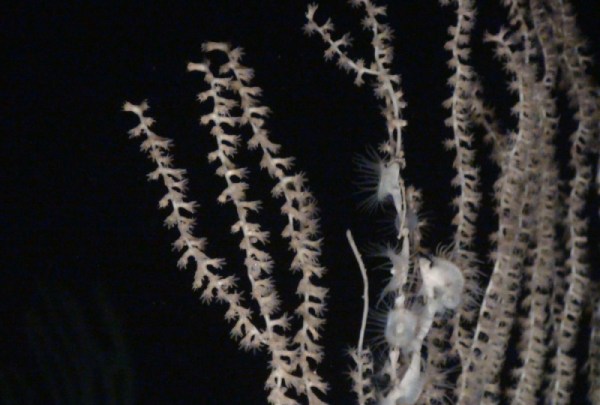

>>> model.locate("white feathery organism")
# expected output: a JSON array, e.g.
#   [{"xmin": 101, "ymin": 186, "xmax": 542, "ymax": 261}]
[
  {"xmin": 419, "ymin": 256, "xmax": 464, "ymax": 312},
  {"xmin": 354, "ymin": 147, "xmax": 401, "ymax": 214},
  {"xmin": 367, "ymin": 243, "xmax": 410, "ymax": 301},
  {"xmin": 384, "ymin": 306, "xmax": 418, "ymax": 349}
]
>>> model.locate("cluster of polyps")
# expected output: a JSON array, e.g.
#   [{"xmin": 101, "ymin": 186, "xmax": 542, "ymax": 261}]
[
  {"xmin": 350, "ymin": 144, "xmax": 465, "ymax": 404},
  {"xmin": 383, "ymin": 255, "xmax": 464, "ymax": 347},
  {"xmin": 375, "ymin": 238, "xmax": 464, "ymax": 404}
]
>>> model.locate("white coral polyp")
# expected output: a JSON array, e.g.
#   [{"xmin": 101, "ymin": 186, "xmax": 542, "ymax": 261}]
[
  {"xmin": 385, "ymin": 307, "xmax": 418, "ymax": 349},
  {"xmin": 419, "ymin": 256, "xmax": 464, "ymax": 312}
]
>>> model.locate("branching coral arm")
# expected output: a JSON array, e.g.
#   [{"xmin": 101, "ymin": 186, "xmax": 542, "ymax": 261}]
[
  {"xmin": 187, "ymin": 58, "xmax": 301, "ymax": 403},
  {"xmin": 216, "ymin": 44, "xmax": 329, "ymax": 401},
  {"xmin": 122, "ymin": 101, "xmax": 265, "ymax": 351}
]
